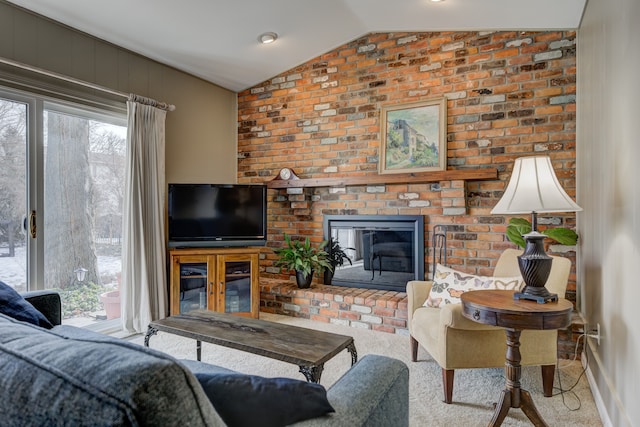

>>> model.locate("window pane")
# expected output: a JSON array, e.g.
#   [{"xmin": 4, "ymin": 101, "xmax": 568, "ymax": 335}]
[
  {"xmin": 43, "ymin": 107, "xmax": 126, "ymax": 326},
  {"xmin": 0, "ymin": 98, "xmax": 27, "ymax": 291}
]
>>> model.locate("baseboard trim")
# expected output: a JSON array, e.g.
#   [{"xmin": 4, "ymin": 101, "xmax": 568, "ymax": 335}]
[{"xmin": 582, "ymin": 351, "xmax": 613, "ymax": 427}]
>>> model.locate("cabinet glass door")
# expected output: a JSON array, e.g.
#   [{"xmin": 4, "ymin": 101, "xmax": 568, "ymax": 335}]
[
  {"xmin": 178, "ymin": 262, "xmax": 208, "ymax": 314},
  {"xmin": 222, "ymin": 260, "xmax": 252, "ymax": 314}
]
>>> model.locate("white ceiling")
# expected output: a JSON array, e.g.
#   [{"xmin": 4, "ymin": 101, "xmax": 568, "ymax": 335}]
[{"xmin": 7, "ymin": 0, "xmax": 586, "ymax": 93}]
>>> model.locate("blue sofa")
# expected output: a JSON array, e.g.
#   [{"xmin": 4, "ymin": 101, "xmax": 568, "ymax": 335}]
[{"xmin": 0, "ymin": 291, "xmax": 409, "ymax": 426}]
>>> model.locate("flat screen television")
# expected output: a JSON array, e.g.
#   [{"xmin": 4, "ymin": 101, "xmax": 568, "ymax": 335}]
[{"xmin": 168, "ymin": 183, "xmax": 267, "ymax": 248}]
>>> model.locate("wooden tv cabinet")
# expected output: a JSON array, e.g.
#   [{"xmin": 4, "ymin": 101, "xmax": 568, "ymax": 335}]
[{"xmin": 168, "ymin": 247, "xmax": 262, "ymax": 318}]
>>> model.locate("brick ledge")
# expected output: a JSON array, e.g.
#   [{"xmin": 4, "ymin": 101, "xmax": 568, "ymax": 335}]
[
  {"xmin": 259, "ymin": 278, "xmax": 409, "ymax": 335},
  {"xmin": 259, "ymin": 278, "xmax": 583, "ymax": 360}
]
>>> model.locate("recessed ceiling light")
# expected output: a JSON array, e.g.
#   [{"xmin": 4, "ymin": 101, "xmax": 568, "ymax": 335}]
[
  {"xmin": 430, "ymin": 0, "xmax": 445, "ymax": 2},
  {"xmin": 258, "ymin": 32, "xmax": 278, "ymax": 44}
]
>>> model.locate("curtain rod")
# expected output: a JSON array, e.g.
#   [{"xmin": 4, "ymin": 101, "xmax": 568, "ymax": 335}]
[{"xmin": 0, "ymin": 56, "xmax": 175, "ymax": 111}]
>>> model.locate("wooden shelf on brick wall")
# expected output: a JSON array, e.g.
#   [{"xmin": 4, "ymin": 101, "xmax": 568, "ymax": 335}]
[{"xmin": 265, "ymin": 168, "xmax": 498, "ymax": 189}]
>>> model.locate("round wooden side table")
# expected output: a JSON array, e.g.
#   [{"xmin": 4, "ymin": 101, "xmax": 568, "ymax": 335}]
[{"xmin": 461, "ymin": 290, "xmax": 573, "ymax": 427}]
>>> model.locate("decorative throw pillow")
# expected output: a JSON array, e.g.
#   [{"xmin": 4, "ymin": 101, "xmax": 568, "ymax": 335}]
[
  {"xmin": 195, "ymin": 372, "xmax": 335, "ymax": 427},
  {"xmin": 424, "ymin": 264, "xmax": 524, "ymax": 308},
  {"xmin": 0, "ymin": 281, "xmax": 54, "ymax": 329}
]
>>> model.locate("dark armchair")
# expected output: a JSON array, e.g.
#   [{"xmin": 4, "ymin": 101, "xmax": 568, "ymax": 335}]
[{"xmin": 22, "ymin": 290, "xmax": 62, "ymax": 326}]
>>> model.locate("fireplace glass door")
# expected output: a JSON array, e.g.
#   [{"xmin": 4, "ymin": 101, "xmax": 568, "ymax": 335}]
[{"xmin": 325, "ymin": 215, "xmax": 424, "ymax": 291}]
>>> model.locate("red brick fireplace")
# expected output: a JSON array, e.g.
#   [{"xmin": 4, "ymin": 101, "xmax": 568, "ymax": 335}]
[{"xmin": 237, "ymin": 30, "xmax": 580, "ymax": 357}]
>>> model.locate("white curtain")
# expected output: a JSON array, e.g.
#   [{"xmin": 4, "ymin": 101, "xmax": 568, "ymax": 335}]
[{"xmin": 121, "ymin": 97, "xmax": 168, "ymax": 333}]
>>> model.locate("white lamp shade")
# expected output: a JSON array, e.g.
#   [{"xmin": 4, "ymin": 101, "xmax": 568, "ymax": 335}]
[{"xmin": 491, "ymin": 156, "xmax": 582, "ymax": 214}]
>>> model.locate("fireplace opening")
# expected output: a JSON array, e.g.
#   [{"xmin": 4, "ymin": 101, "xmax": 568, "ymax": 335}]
[{"xmin": 323, "ymin": 215, "xmax": 425, "ymax": 291}]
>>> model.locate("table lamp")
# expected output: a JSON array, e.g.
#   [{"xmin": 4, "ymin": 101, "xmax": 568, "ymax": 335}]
[{"xmin": 491, "ymin": 156, "xmax": 582, "ymax": 303}]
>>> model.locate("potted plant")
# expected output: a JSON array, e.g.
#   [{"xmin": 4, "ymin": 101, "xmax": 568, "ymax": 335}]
[
  {"xmin": 506, "ymin": 218, "xmax": 578, "ymax": 248},
  {"xmin": 274, "ymin": 234, "xmax": 332, "ymax": 288},
  {"xmin": 323, "ymin": 238, "xmax": 355, "ymax": 285}
]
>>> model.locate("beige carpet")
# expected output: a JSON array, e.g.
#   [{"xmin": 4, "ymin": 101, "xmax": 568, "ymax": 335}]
[{"xmin": 132, "ymin": 313, "xmax": 602, "ymax": 426}]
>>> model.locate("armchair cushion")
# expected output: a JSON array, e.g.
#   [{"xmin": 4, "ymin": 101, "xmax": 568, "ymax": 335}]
[
  {"xmin": 424, "ymin": 264, "xmax": 523, "ymax": 308},
  {"xmin": 0, "ymin": 281, "xmax": 54, "ymax": 329}
]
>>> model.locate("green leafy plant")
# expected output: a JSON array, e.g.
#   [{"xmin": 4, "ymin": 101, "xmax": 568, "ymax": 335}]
[
  {"xmin": 53, "ymin": 281, "xmax": 105, "ymax": 318},
  {"xmin": 506, "ymin": 217, "xmax": 579, "ymax": 249},
  {"xmin": 322, "ymin": 238, "xmax": 355, "ymax": 285},
  {"xmin": 274, "ymin": 234, "xmax": 332, "ymax": 277},
  {"xmin": 324, "ymin": 237, "xmax": 355, "ymax": 269}
]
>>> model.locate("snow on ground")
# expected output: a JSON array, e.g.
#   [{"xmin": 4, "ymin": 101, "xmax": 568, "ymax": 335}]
[
  {"xmin": 0, "ymin": 246, "xmax": 27, "ymax": 289},
  {"xmin": 0, "ymin": 246, "xmax": 121, "ymax": 290}
]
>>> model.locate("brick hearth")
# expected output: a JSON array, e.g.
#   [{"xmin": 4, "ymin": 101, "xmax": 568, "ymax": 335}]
[
  {"xmin": 259, "ymin": 277, "xmax": 584, "ymax": 360},
  {"xmin": 259, "ymin": 278, "xmax": 409, "ymax": 335}
]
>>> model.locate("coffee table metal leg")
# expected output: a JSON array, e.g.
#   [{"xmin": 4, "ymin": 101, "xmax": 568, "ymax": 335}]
[
  {"xmin": 196, "ymin": 340, "xmax": 202, "ymax": 361},
  {"xmin": 299, "ymin": 364, "xmax": 324, "ymax": 383},
  {"xmin": 347, "ymin": 342, "xmax": 358, "ymax": 365},
  {"xmin": 144, "ymin": 326, "xmax": 158, "ymax": 347}
]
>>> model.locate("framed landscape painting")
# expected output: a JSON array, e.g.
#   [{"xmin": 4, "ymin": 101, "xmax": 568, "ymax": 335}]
[{"xmin": 379, "ymin": 97, "xmax": 447, "ymax": 174}]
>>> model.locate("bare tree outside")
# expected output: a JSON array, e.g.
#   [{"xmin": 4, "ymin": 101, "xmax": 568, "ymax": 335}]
[
  {"xmin": 44, "ymin": 111, "xmax": 100, "ymax": 289},
  {"xmin": 43, "ymin": 110, "xmax": 126, "ymax": 319},
  {"xmin": 0, "ymin": 100, "xmax": 26, "ymax": 282},
  {"xmin": 0, "ymin": 103, "xmax": 26, "ymax": 228},
  {"xmin": 90, "ymin": 123, "xmax": 125, "ymax": 250}
]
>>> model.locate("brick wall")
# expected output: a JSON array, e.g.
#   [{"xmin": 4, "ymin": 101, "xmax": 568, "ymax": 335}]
[{"xmin": 237, "ymin": 30, "xmax": 578, "ymax": 299}]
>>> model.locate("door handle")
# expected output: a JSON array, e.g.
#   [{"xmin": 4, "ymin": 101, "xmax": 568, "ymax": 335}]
[{"xmin": 29, "ymin": 210, "xmax": 37, "ymax": 239}]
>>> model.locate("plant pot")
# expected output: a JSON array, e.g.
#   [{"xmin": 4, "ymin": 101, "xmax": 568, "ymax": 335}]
[
  {"xmin": 99, "ymin": 290, "xmax": 121, "ymax": 320},
  {"xmin": 323, "ymin": 269, "xmax": 334, "ymax": 285},
  {"xmin": 295, "ymin": 270, "xmax": 314, "ymax": 289}
]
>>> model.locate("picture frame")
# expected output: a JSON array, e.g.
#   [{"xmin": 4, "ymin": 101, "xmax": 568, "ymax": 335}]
[{"xmin": 379, "ymin": 97, "xmax": 447, "ymax": 174}]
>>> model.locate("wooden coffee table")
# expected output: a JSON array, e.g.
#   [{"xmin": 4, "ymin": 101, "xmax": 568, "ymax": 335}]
[{"xmin": 144, "ymin": 310, "xmax": 357, "ymax": 383}]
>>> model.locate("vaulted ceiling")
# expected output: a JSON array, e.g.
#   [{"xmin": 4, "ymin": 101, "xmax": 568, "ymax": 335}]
[{"xmin": 7, "ymin": 0, "xmax": 586, "ymax": 92}]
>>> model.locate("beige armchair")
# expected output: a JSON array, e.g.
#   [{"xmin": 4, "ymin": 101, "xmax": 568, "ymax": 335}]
[{"xmin": 407, "ymin": 248, "xmax": 571, "ymax": 404}]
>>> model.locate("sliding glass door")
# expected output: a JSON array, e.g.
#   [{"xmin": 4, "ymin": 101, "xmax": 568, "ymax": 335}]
[
  {"xmin": 0, "ymin": 96, "xmax": 30, "ymax": 291},
  {"xmin": 0, "ymin": 88, "xmax": 126, "ymax": 328}
]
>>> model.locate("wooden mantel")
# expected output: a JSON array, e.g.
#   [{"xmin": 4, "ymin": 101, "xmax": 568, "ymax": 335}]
[{"xmin": 266, "ymin": 168, "xmax": 498, "ymax": 189}]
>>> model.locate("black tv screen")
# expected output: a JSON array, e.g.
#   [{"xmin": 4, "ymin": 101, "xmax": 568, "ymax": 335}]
[{"xmin": 168, "ymin": 184, "xmax": 267, "ymax": 248}]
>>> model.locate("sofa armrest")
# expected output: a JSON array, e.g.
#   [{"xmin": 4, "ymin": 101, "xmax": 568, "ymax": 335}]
[
  {"xmin": 293, "ymin": 354, "xmax": 409, "ymax": 427},
  {"xmin": 21, "ymin": 291, "xmax": 62, "ymax": 326}
]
